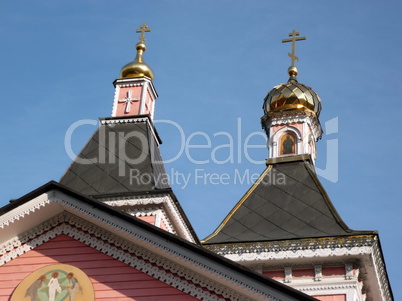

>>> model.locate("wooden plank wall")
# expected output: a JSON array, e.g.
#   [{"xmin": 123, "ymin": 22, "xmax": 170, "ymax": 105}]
[{"xmin": 0, "ymin": 235, "xmax": 199, "ymax": 301}]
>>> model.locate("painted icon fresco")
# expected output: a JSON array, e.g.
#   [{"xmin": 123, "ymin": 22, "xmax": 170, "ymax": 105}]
[
  {"xmin": 280, "ymin": 133, "xmax": 296, "ymax": 155},
  {"xmin": 11, "ymin": 264, "xmax": 94, "ymax": 301}
]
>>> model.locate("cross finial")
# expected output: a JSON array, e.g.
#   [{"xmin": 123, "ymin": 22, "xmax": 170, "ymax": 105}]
[
  {"xmin": 136, "ymin": 23, "xmax": 151, "ymax": 43},
  {"xmin": 282, "ymin": 29, "xmax": 306, "ymax": 67}
]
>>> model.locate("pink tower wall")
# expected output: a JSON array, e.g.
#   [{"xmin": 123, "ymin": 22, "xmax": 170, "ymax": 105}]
[{"xmin": 0, "ymin": 235, "xmax": 198, "ymax": 301}]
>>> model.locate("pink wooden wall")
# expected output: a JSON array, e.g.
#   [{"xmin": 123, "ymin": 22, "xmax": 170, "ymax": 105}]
[
  {"xmin": 0, "ymin": 235, "xmax": 198, "ymax": 301},
  {"xmin": 313, "ymin": 295, "xmax": 346, "ymax": 301}
]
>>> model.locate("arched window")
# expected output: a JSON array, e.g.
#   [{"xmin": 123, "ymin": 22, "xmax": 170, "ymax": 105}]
[{"xmin": 280, "ymin": 133, "xmax": 296, "ymax": 155}]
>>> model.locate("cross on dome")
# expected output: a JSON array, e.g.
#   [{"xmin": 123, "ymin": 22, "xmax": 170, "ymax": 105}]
[
  {"xmin": 136, "ymin": 23, "xmax": 151, "ymax": 43},
  {"xmin": 282, "ymin": 29, "xmax": 306, "ymax": 67}
]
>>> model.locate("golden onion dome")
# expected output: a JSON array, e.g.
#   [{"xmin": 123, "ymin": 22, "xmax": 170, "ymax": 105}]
[
  {"xmin": 263, "ymin": 66, "xmax": 322, "ymax": 116},
  {"xmin": 120, "ymin": 42, "xmax": 154, "ymax": 80}
]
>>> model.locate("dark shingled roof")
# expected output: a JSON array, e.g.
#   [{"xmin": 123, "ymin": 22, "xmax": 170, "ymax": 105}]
[
  {"xmin": 60, "ymin": 116, "xmax": 169, "ymax": 196},
  {"xmin": 203, "ymin": 155, "xmax": 374, "ymax": 244}
]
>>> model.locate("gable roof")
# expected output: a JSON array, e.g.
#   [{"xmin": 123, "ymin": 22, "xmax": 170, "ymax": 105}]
[
  {"xmin": 0, "ymin": 181, "xmax": 317, "ymax": 301},
  {"xmin": 203, "ymin": 155, "xmax": 375, "ymax": 244},
  {"xmin": 60, "ymin": 115, "xmax": 169, "ymax": 197}
]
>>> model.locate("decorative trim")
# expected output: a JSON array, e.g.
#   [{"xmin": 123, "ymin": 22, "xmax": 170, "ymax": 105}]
[
  {"xmin": 124, "ymin": 207, "xmax": 175, "ymax": 234},
  {"xmin": 263, "ymin": 112, "xmax": 322, "ymax": 141},
  {"xmin": 284, "ymin": 267, "xmax": 292, "ymax": 283},
  {"xmin": 204, "ymin": 235, "xmax": 376, "ymax": 258},
  {"xmin": 314, "ymin": 265, "xmax": 322, "ymax": 282},
  {"xmin": 205, "ymin": 235, "xmax": 392, "ymax": 301},
  {"xmin": 102, "ymin": 194, "xmax": 196, "ymax": 243},
  {"xmin": 0, "ymin": 193, "xmax": 51, "ymax": 229},
  {"xmin": 100, "ymin": 115, "xmax": 160, "ymax": 147},
  {"xmin": 100, "ymin": 116, "xmax": 149, "ymax": 125},
  {"xmin": 345, "ymin": 263, "xmax": 353, "ymax": 280},
  {"xmin": 0, "ymin": 213, "xmax": 266, "ymax": 301}
]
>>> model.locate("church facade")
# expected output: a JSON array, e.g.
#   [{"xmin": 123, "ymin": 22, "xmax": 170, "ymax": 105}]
[{"xmin": 0, "ymin": 26, "xmax": 392, "ymax": 301}]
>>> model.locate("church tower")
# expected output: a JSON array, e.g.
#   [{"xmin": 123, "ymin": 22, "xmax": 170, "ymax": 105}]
[
  {"xmin": 261, "ymin": 30, "xmax": 322, "ymax": 163},
  {"xmin": 202, "ymin": 30, "xmax": 393, "ymax": 301},
  {"xmin": 60, "ymin": 24, "xmax": 198, "ymax": 243},
  {"xmin": 112, "ymin": 24, "xmax": 157, "ymax": 119}
]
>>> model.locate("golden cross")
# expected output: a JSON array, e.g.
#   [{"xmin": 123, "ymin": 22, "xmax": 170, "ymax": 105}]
[
  {"xmin": 136, "ymin": 23, "xmax": 151, "ymax": 43},
  {"xmin": 282, "ymin": 29, "xmax": 306, "ymax": 67}
]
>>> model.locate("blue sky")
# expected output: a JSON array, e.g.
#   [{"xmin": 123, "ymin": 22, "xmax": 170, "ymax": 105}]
[{"xmin": 1, "ymin": 0, "xmax": 401, "ymax": 298}]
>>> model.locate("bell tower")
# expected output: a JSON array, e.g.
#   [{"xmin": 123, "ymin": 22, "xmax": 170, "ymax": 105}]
[
  {"xmin": 112, "ymin": 24, "xmax": 158, "ymax": 119},
  {"xmin": 261, "ymin": 30, "xmax": 322, "ymax": 163}
]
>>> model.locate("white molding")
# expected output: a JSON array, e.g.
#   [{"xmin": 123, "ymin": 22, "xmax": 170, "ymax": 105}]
[
  {"xmin": 100, "ymin": 116, "xmax": 149, "ymax": 125},
  {"xmin": 100, "ymin": 116, "xmax": 160, "ymax": 146},
  {"xmin": 0, "ymin": 192, "xmax": 51, "ymax": 228},
  {"xmin": 293, "ymin": 281, "xmax": 365, "ymax": 301},
  {"xmin": 102, "ymin": 194, "xmax": 196, "ymax": 243},
  {"xmin": 124, "ymin": 207, "xmax": 175, "ymax": 234}
]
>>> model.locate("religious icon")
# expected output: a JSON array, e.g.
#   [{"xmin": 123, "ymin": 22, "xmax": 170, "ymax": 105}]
[
  {"xmin": 48, "ymin": 271, "xmax": 62, "ymax": 301},
  {"xmin": 280, "ymin": 133, "xmax": 295, "ymax": 155},
  {"xmin": 24, "ymin": 275, "xmax": 46, "ymax": 301},
  {"xmin": 11, "ymin": 264, "xmax": 94, "ymax": 301},
  {"xmin": 66, "ymin": 272, "xmax": 82, "ymax": 301}
]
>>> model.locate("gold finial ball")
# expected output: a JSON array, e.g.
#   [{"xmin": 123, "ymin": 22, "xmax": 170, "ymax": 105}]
[
  {"xmin": 288, "ymin": 66, "xmax": 298, "ymax": 77},
  {"xmin": 136, "ymin": 42, "xmax": 146, "ymax": 52}
]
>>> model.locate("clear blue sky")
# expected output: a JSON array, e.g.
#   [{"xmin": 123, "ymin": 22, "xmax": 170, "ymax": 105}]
[{"xmin": 1, "ymin": 0, "xmax": 401, "ymax": 298}]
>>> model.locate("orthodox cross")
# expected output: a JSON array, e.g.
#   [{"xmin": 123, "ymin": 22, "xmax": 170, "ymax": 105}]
[
  {"xmin": 282, "ymin": 29, "xmax": 306, "ymax": 67},
  {"xmin": 118, "ymin": 90, "xmax": 140, "ymax": 113},
  {"xmin": 136, "ymin": 23, "xmax": 151, "ymax": 43}
]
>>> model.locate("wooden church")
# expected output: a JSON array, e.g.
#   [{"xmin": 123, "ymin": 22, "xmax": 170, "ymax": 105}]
[{"xmin": 0, "ymin": 25, "xmax": 393, "ymax": 301}]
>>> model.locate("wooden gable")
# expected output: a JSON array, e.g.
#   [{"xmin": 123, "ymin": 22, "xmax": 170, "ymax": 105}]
[{"xmin": 1, "ymin": 235, "xmax": 198, "ymax": 300}]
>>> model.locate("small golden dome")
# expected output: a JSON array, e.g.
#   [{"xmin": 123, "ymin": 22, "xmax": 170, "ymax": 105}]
[
  {"xmin": 120, "ymin": 42, "xmax": 154, "ymax": 80},
  {"xmin": 263, "ymin": 67, "xmax": 322, "ymax": 116}
]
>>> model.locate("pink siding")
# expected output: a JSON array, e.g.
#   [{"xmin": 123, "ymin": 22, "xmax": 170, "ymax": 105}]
[
  {"xmin": 313, "ymin": 295, "xmax": 346, "ymax": 301},
  {"xmin": 0, "ymin": 235, "xmax": 198, "ymax": 300},
  {"xmin": 322, "ymin": 266, "xmax": 345, "ymax": 277},
  {"xmin": 137, "ymin": 215, "xmax": 156, "ymax": 225},
  {"xmin": 292, "ymin": 268, "xmax": 315, "ymax": 278},
  {"xmin": 262, "ymin": 270, "xmax": 284, "ymax": 280}
]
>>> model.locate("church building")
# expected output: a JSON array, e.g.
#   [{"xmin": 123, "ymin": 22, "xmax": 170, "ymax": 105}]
[{"xmin": 0, "ymin": 25, "xmax": 392, "ymax": 301}]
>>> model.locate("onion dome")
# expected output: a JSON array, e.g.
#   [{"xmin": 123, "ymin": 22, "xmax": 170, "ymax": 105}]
[
  {"xmin": 263, "ymin": 66, "xmax": 321, "ymax": 117},
  {"xmin": 120, "ymin": 42, "xmax": 154, "ymax": 80}
]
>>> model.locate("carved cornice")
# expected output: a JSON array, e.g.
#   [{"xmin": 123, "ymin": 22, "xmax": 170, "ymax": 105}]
[
  {"xmin": 204, "ymin": 235, "xmax": 376, "ymax": 256},
  {"xmin": 100, "ymin": 116, "xmax": 149, "ymax": 125},
  {"xmin": 204, "ymin": 235, "xmax": 392, "ymax": 301}
]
